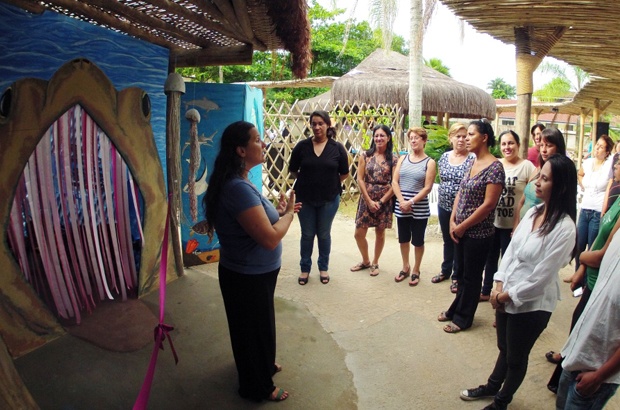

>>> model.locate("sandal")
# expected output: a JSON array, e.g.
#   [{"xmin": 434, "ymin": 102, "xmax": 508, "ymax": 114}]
[
  {"xmin": 370, "ymin": 264, "xmax": 380, "ymax": 276},
  {"xmin": 395, "ymin": 267, "xmax": 410, "ymax": 282},
  {"xmin": 350, "ymin": 261, "xmax": 371, "ymax": 272},
  {"xmin": 437, "ymin": 311, "xmax": 451, "ymax": 322},
  {"xmin": 450, "ymin": 281, "xmax": 458, "ymax": 294},
  {"xmin": 431, "ymin": 274, "xmax": 448, "ymax": 283},
  {"xmin": 268, "ymin": 387, "xmax": 289, "ymax": 402},
  {"xmin": 443, "ymin": 322, "xmax": 462, "ymax": 334},
  {"xmin": 298, "ymin": 273, "xmax": 309, "ymax": 285},
  {"xmin": 319, "ymin": 272, "xmax": 330, "ymax": 284},
  {"xmin": 408, "ymin": 273, "xmax": 420, "ymax": 287},
  {"xmin": 545, "ymin": 351, "xmax": 562, "ymax": 364}
]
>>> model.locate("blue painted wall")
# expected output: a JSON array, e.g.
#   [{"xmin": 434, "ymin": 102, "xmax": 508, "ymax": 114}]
[
  {"xmin": 180, "ymin": 83, "xmax": 264, "ymax": 259},
  {"xmin": 0, "ymin": 2, "xmax": 169, "ymax": 175}
]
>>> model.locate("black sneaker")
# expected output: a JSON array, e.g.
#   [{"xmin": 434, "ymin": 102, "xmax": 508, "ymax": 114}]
[
  {"xmin": 460, "ymin": 384, "xmax": 497, "ymax": 401},
  {"xmin": 482, "ymin": 400, "xmax": 508, "ymax": 410}
]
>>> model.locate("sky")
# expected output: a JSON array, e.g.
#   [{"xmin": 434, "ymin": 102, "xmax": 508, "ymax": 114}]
[{"xmin": 316, "ymin": 0, "xmax": 563, "ymax": 93}]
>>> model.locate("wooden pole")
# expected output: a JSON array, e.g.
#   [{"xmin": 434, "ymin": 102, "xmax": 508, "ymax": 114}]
[
  {"xmin": 164, "ymin": 72, "xmax": 186, "ymax": 276},
  {"xmin": 578, "ymin": 109, "xmax": 587, "ymax": 169}
]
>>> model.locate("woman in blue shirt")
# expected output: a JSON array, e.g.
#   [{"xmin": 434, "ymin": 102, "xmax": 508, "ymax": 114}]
[{"xmin": 203, "ymin": 121, "xmax": 300, "ymax": 402}]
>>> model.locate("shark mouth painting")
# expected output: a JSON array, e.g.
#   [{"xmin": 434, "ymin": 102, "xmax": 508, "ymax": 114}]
[{"xmin": 0, "ymin": 58, "xmax": 171, "ymax": 357}]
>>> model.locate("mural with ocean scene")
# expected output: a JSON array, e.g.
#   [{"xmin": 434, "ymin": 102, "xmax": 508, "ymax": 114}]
[
  {"xmin": 0, "ymin": 2, "xmax": 169, "ymax": 175},
  {"xmin": 180, "ymin": 83, "xmax": 264, "ymax": 266}
]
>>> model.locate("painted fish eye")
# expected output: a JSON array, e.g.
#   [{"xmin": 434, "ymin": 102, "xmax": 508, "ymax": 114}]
[
  {"xmin": 141, "ymin": 92, "xmax": 151, "ymax": 118},
  {"xmin": 0, "ymin": 87, "xmax": 12, "ymax": 118}
]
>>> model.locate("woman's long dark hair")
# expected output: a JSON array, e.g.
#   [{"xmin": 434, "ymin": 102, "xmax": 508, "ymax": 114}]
[
  {"xmin": 538, "ymin": 128, "xmax": 566, "ymax": 167},
  {"xmin": 534, "ymin": 154, "xmax": 578, "ymax": 259},
  {"xmin": 309, "ymin": 110, "xmax": 336, "ymax": 139},
  {"xmin": 202, "ymin": 121, "xmax": 255, "ymax": 240},
  {"xmin": 366, "ymin": 124, "xmax": 394, "ymax": 168}
]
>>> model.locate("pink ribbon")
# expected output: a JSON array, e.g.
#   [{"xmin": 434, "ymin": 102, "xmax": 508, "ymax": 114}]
[{"xmin": 133, "ymin": 196, "xmax": 178, "ymax": 409}]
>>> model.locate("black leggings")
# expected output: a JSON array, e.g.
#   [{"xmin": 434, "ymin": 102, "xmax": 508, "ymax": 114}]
[{"xmin": 487, "ymin": 309, "xmax": 552, "ymax": 406}]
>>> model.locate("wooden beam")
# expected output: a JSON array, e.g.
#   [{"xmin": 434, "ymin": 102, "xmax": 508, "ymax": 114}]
[
  {"xmin": 232, "ymin": 0, "xmax": 259, "ymax": 44},
  {"xmin": 212, "ymin": 0, "xmax": 249, "ymax": 39},
  {"xmin": 172, "ymin": 45, "xmax": 253, "ymax": 67},
  {"xmin": 146, "ymin": 0, "xmax": 251, "ymax": 43},
  {"xmin": 39, "ymin": 0, "xmax": 180, "ymax": 50},
  {"xmin": 80, "ymin": 0, "xmax": 228, "ymax": 49}
]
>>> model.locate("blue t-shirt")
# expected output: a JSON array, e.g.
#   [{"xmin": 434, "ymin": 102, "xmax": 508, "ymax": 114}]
[{"xmin": 215, "ymin": 178, "xmax": 282, "ymax": 274}]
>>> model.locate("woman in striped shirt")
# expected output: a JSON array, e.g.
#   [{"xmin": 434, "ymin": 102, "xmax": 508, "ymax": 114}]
[{"xmin": 393, "ymin": 127, "xmax": 437, "ymax": 286}]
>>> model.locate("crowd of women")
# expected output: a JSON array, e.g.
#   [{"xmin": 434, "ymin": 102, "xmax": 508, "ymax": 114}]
[{"xmin": 202, "ymin": 112, "xmax": 620, "ymax": 408}]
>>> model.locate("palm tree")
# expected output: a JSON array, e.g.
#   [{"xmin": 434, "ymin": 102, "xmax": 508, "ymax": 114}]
[
  {"xmin": 537, "ymin": 61, "xmax": 589, "ymax": 93},
  {"xmin": 369, "ymin": 0, "xmax": 398, "ymax": 50},
  {"xmin": 425, "ymin": 57, "xmax": 450, "ymax": 77},
  {"xmin": 408, "ymin": 0, "xmax": 438, "ymax": 126},
  {"xmin": 487, "ymin": 77, "xmax": 516, "ymax": 99}
]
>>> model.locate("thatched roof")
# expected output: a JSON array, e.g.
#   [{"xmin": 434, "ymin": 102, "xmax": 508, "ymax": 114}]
[
  {"xmin": 5, "ymin": 0, "xmax": 312, "ymax": 78},
  {"xmin": 441, "ymin": 0, "xmax": 620, "ymax": 115},
  {"xmin": 331, "ymin": 49, "xmax": 496, "ymax": 119}
]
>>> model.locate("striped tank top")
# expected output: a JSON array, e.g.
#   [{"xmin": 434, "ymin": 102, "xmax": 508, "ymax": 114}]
[{"xmin": 394, "ymin": 155, "xmax": 431, "ymax": 219}]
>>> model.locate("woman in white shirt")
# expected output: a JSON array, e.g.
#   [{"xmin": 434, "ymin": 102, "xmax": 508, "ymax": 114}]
[
  {"xmin": 576, "ymin": 134, "xmax": 614, "ymax": 271},
  {"xmin": 459, "ymin": 154, "xmax": 577, "ymax": 410}
]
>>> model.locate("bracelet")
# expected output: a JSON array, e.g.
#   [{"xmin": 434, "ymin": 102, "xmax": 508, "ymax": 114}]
[{"xmin": 495, "ymin": 292, "xmax": 502, "ymax": 305}]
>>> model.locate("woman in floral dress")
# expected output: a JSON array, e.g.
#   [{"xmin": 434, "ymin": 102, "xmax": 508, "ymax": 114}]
[{"xmin": 350, "ymin": 124, "xmax": 399, "ymax": 276}]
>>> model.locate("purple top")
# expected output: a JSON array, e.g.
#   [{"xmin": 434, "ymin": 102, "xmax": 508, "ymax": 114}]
[{"xmin": 455, "ymin": 161, "xmax": 505, "ymax": 239}]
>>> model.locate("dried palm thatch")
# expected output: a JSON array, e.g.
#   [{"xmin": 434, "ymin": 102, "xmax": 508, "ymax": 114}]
[
  {"xmin": 331, "ymin": 49, "xmax": 496, "ymax": 119},
  {"xmin": 442, "ymin": 0, "xmax": 620, "ymax": 115},
  {"xmin": 5, "ymin": 0, "xmax": 312, "ymax": 78}
]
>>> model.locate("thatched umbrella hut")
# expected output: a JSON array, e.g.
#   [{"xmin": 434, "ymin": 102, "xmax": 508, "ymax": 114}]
[{"xmin": 331, "ymin": 49, "xmax": 496, "ymax": 120}]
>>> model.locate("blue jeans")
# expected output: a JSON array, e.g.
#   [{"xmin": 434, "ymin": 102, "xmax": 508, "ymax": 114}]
[
  {"xmin": 297, "ymin": 195, "xmax": 340, "ymax": 273},
  {"xmin": 576, "ymin": 209, "xmax": 600, "ymax": 270},
  {"xmin": 556, "ymin": 369, "xmax": 618, "ymax": 410},
  {"xmin": 438, "ymin": 206, "xmax": 459, "ymax": 280}
]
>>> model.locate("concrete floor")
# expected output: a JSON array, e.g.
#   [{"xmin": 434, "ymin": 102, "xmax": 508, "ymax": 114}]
[{"xmin": 14, "ymin": 214, "xmax": 620, "ymax": 409}]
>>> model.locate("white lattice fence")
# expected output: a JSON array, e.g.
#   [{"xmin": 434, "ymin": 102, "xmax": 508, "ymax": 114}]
[{"xmin": 263, "ymin": 100, "xmax": 405, "ymax": 204}]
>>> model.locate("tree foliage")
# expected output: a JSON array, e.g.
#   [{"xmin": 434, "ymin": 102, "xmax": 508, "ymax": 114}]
[
  {"xmin": 533, "ymin": 77, "xmax": 572, "ymax": 102},
  {"xmin": 425, "ymin": 58, "xmax": 450, "ymax": 76},
  {"xmin": 487, "ymin": 77, "xmax": 516, "ymax": 99},
  {"xmin": 176, "ymin": 0, "xmax": 407, "ymax": 103}
]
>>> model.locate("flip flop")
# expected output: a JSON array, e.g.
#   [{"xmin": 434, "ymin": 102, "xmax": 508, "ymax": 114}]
[
  {"xmin": 545, "ymin": 351, "xmax": 562, "ymax": 364},
  {"xmin": 431, "ymin": 274, "xmax": 448, "ymax": 283},
  {"xmin": 350, "ymin": 261, "xmax": 371, "ymax": 272},
  {"xmin": 443, "ymin": 322, "xmax": 462, "ymax": 334},
  {"xmin": 437, "ymin": 311, "xmax": 451, "ymax": 322},
  {"xmin": 268, "ymin": 387, "xmax": 289, "ymax": 402},
  {"xmin": 370, "ymin": 264, "xmax": 380, "ymax": 276},
  {"xmin": 409, "ymin": 273, "xmax": 420, "ymax": 287},
  {"xmin": 395, "ymin": 267, "xmax": 410, "ymax": 282}
]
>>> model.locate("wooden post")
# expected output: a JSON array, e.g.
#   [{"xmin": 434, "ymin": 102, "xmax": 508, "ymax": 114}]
[
  {"xmin": 514, "ymin": 26, "xmax": 566, "ymax": 158},
  {"xmin": 164, "ymin": 73, "xmax": 186, "ymax": 277},
  {"xmin": 578, "ymin": 109, "xmax": 587, "ymax": 169}
]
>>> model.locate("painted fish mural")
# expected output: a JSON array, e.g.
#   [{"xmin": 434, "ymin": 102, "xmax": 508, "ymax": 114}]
[{"xmin": 0, "ymin": 58, "xmax": 173, "ymax": 356}]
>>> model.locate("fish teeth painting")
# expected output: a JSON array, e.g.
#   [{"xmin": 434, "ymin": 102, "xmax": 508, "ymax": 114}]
[{"xmin": 0, "ymin": 58, "xmax": 174, "ymax": 356}]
